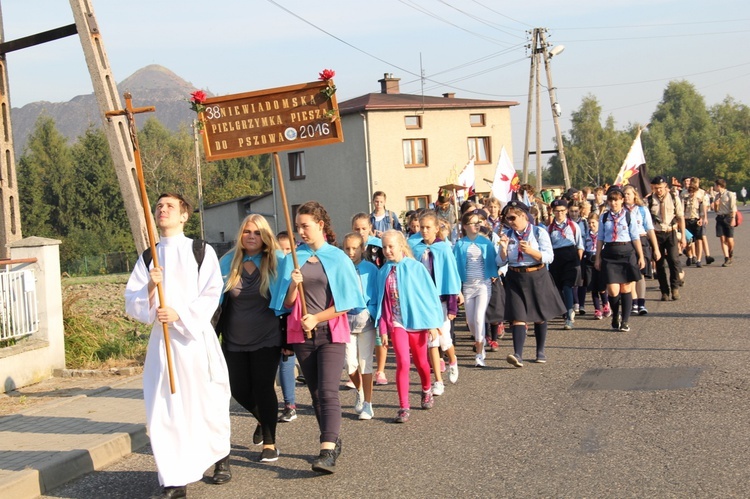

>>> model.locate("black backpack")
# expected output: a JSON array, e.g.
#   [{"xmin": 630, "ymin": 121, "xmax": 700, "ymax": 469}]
[{"xmin": 140, "ymin": 239, "xmax": 222, "ymax": 329}]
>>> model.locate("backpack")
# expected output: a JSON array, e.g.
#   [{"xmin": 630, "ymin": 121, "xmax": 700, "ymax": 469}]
[
  {"xmin": 141, "ymin": 238, "xmax": 207, "ymax": 271},
  {"xmin": 140, "ymin": 239, "xmax": 222, "ymax": 329}
]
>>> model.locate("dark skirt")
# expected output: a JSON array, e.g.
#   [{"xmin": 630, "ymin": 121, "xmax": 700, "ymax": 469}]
[
  {"xmin": 484, "ymin": 277, "xmax": 505, "ymax": 324},
  {"xmin": 639, "ymin": 235, "xmax": 652, "ymax": 278},
  {"xmin": 582, "ymin": 254, "xmax": 605, "ymax": 292},
  {"xmin": 601, "ymin": 242, "xmax": 641, "ymax": 285},
  {"xmin": 549, "ymin": 245, "xmax": 581, "ymax": 289},
  {"xmin": 505, "ymin": 266, "xmax": 566, "ymax": 323}
]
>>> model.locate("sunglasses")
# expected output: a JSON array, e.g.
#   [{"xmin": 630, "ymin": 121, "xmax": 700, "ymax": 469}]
[
  {"xmin": 464, "ymin": 221, "xmax": 482, "ymax": 226},
  {"xmin": 553, "ymin": 209, "xmax": 567, "ymax": 213},
  {"xmin": 244, "ymin": 230, "xmax": 262, "ymax": 236},
  {"xmin": 505, "ymin": 215, "xmax": 518, "ymax": 222}
]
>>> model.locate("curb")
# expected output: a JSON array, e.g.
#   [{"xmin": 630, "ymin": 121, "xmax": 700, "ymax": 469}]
[
  {"xmin": 0, "ymin": 425, "xmax": 149, "ymax": 499},
  {"xmin": 0, "ymin": 374, "xmax": 149, "ymax": 499}
]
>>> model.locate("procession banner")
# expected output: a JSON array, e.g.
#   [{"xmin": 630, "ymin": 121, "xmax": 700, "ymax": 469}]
[{"xmin": 198, "ymin": 80, "xmax": 343, "ymax": 162}]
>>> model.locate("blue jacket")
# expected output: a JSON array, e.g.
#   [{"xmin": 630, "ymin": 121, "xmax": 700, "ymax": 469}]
[{"xmin": 375, "ymin": 257, "xmax": 444, "ymax": 330}]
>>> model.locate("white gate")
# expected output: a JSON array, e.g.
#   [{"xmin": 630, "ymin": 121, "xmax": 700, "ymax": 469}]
[{"xmin": 0, "ymin": 267, "xmax": 39, "ymax": 342}]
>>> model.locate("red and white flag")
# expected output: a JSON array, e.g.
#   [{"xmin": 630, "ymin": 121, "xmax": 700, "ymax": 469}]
[
  {"xmin": 491, "ymin": 146, "xmax": 519, "ymax": 204},
  {"xmin": 457, "ymin": 157, "xmax": 475, "ymax": 200},
  {"xmin": 614, "ymin": 130, "xmax": 651, "ymax": 197}
]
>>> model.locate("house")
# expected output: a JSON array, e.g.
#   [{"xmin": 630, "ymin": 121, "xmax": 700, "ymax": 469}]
[
  {"xmin": 272, "ymin": 73, "xmax": 519, "ymax": 241},
  {"xmin": 201, "ymin": 191, "xmax": 275, "ymax": 255}
]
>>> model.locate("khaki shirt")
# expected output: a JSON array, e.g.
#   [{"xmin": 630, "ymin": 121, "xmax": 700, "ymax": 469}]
[
  {"xmin": 649, "ymin": 192, "xmax": 684, "ymax": 232},
  {"xmin": 714, "ymin": 190, "xmax": 737, "ymax": 216},
  {"xmin": 682, "ymin": 188, "xmax": 706, "ymax": 219}
]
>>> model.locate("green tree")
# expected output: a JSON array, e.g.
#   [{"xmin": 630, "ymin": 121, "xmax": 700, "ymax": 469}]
[
  {"xmin": 17, "ymin": 115, "xmax": 74, "ymax": 237},
  {"xmin": 702, "ymin": 97, "xmax": 750, "ymax": 189},
  {"xmin": 643, "ymin": 80, "xmax": 714, "ymax": 178}
]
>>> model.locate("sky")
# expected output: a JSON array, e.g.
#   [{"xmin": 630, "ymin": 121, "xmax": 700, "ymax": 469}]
[{"xmin": 2, "ymin": 0, "xmax": 749, "ymax": 172}]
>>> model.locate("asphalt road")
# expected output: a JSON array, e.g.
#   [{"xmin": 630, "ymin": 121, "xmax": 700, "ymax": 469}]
[{"xmin": 43, "ymin": 210, "xmax": 750, "ymax": 498}]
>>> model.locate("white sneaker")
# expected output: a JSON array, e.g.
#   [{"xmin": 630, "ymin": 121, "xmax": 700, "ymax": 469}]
[
  {"xmin": 432, "ymin": 381, "xmax": 445, "ymax": 396},
  {"xmin": 354, "ymin": 388, "xmax": 364, "ymax": 414},
  {"xmin": 448, "ymin": 363, "xmax": 459, "ymax": 384},
  {"xmin": 358, "ymin": 401, "xmax": 374, "ymax": 420},
  {"xmin": 475, "ymin": 354, "xmax": 485, "ymax": 367}
]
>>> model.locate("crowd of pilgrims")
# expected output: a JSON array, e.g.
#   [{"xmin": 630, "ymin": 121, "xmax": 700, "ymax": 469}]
[{"xmin": 208, "ymin": 180, "xmax": 689, "ymax": 479}]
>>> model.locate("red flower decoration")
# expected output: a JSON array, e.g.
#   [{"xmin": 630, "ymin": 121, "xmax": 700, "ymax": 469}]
[
  {"xmin": 190, "ymin": 90, "xmax": 207, "ymax": 104},
  {"xmin": 318, "ymin": 69, "xmax": 335, "ymax": 81}
]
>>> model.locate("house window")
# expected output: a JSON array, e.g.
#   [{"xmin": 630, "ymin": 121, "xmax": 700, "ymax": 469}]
[
  {"xmin": 404, "ymin": 115, "xmax": 422, "ymax": 129},
  {"xmin": 219, "ymin": 232, "xmax": 225, "ymax": 242},
  {"xmin": 288, "ymin": 152, "xmax": 306, "ymax": 180},
  {"xmin": 470, "ymin": 113, "xmax": 486, "ymax": 126},
  {"xmin": 403, "ymin": 139, "xmax": 427, "ymax": 167},
  {"xmin": 467, "ymin": 137, "xmax": 491, "ymax": 164},
  {"xmin": 406, "ymin": 195, "xmax": 430, "ymax": 211}
]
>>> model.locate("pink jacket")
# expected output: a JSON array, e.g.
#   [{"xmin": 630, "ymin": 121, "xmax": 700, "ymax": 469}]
[{"xmin": 286, "ymin": 296, "xmax": 351, "ymax": 344}]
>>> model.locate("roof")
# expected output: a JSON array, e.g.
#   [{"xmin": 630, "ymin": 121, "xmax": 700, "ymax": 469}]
[
  {"xmin": 203, "ymin": 191, "xmax": 273, "ymax": 210},
  {"xmin": 338, "ymin": 92, "xmax": 519, "ymax": 115}
]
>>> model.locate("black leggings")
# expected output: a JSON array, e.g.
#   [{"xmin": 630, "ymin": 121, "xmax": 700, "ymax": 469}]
[
  {"xmin": 293, "ymin": 327, "xmax": 346, "ymax": 444},
  {"xmin": 224, "ymin": 346, "xmax": 281, "ymax": 445}
]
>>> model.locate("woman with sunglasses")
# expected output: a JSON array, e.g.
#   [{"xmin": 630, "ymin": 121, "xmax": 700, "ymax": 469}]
[
  {"xmin": 218, "ymin": 214, "xmax": 285, "ymax": 468},
  {"xmin": 547, "ymin": 199, "xmax": 584, "ymax": 330},
  {"xmin": 453, "ymin": 209, "xmax": 498, "ymax": 367},
  {"xmin": 497, "ymin": 201, "xmax": 565, "ymax": 367}
]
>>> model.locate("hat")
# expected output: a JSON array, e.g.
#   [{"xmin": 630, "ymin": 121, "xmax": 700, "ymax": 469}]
[
  {"xmin": 651, "ymin": 175, "xmax": 668, "ymax": 185},
  {"xmin": 501, "ymin": 200, "xmax": 530, "ymax": 217},
  {"xmin": 550, "ymin": 199, "xmax": 569, "ymax": 209},
  {"xmin": 606, "ymin": 185, "xmax": 624, "ymax": 197}
]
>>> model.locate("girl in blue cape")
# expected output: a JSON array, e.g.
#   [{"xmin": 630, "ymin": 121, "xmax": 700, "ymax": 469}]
[
  {"xmin": 376, "ymin": 230, "xmax": 444, "ymax": 424},
  {"xmin": 409, "ymin": 210, "xmax": 463, "ymax": 393},
  {"xmin": 271, "ymin": 202, "xmax": 365, "ymax": 474}
]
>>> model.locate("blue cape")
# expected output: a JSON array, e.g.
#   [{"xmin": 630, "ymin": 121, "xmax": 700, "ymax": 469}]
[
  {"xmin": 354, "ymin": 259, "xmax": 380, "ymax": 318},
  {"xmin": 218, "ymin": 248, "xmax": 285, "ymax": 305},
  {"xmin": 375, "ymin": 257, "xmax": 444, "ymax": 330},
  {"xmin": 453, "ymin": 235, "xmax": 499, "ymax": 281},
  {"xmin": 409, "ymin": 239, "xmax": 462, "ymax": 295},
  {"xmin": 271, "ymin": 242, "xmax": 365, "ymax": 314}
]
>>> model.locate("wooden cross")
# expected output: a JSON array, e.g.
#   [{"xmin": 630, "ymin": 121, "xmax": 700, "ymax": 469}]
[{"xmin": 106, "ymin": 94, "xmax": 178, "ymax": 395}]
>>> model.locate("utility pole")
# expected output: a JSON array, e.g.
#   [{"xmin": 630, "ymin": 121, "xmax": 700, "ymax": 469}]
[
  {"xmin": 0, "ymin": 5, "xmax": 24, "ymax": 257},
  {"xmin": 522, "ymin": 28, "xmax": 571, "ymax": 192},
  {"xmin": 70, "ymin": 0, "xmax": 150, "ymax": 252}
]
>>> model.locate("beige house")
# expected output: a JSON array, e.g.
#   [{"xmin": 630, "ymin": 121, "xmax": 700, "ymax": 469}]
[{"xmin": 272, "ymin": 73, "xmax": 519, "ymax": 241}]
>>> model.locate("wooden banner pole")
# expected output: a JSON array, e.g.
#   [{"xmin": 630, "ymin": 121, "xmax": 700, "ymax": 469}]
[
  {"xmin": 106, "ymin": 93, "xmax": 176, "ymax": 394},
  {"xmin": 273, "ymin": 152, "xmax": 312, "ymax": 339}
]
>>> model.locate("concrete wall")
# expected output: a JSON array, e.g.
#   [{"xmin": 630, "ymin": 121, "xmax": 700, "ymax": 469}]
[{"xmin": 0, "ymin": 237, "xmax": 64, "ymax": 393}]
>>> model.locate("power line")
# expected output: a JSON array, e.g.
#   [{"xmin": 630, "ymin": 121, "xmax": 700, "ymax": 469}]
[
  {"xmin": 436, "ymin": 0, "xmax": 525, "ymax": 39},
  {"xmin": 556, "ymin": 29, "xmax": 750, "ymax": 43},
  {"xmin": 553, "ymin": 18, "xmax": 750, "ymax": 30},
  {"xmin": 561, "ymin": 61, "xmax": 750, "ymax": 90},
  {"xmin": 397, "ymin": 0, "xmax": 517, "ymax": 47},
  {"xmin": 468, "ymin": 0, "xmax": 533, "ymax": 28}
]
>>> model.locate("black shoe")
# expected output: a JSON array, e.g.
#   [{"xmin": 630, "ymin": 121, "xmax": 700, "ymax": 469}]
[
  {"xmin": 619, "ymin": 322, "xmax": 631, "ymax": 332},
  {"xmin": 278, "ymin": 406, "xmax": 297, "ymax": 422},
  {"xmin": 611, "ymin": 315, "xmax": 621, "ymax": 330},
  {"xmin": 722, "ymin": 258, "xmax": 733, "ymax": 267},
  {"xmin": 706, "ymin": 256, "xmax": 715, "ymax": 265},
  {"xmin": 211, "ymin": 456, "xmax": 232, "ymax": 485},
  {"xmin": 333, "ymin": 437, "xmax": 342, "ymax": 458},
  {"xmin": 158, "ymin": 486, "xmax": 187, "ymax": 499},
  {"xmin": 260, "ymin": 447, "xmax": 279, "ymax": 463},
  {"xmin": 253, "ymin": 424, "xmax": 263, "ymax": 445},
  {"xmin": 312, "ymin": 449, "xmax": 337, "ymax": 474}
]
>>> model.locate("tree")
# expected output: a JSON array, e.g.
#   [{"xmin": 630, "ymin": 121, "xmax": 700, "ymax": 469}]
[
  {"xmin": 546, "ymin": 95, "xmax": 631, "ymax": 187},
  {"xmin": 17, "ymin": 115, "xmax": 74, "ymax": 237},
  {"xmin": 702, "ymin": 97, "xmax": 750, "ymax": 189},
  {"xmin": 643, "ymin": 80, "xmax": 714, "ymax": 178}
]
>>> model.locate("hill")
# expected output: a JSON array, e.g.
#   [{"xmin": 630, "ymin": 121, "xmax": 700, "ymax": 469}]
[{"xmin": 9, "ymin": 65, "xmax": 208, "ymax": 154}]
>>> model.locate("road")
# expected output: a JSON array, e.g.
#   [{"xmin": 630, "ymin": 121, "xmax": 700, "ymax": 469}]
[{"xmin": 43, "ymin": 210, "xmax": 750, "ymax": 498}]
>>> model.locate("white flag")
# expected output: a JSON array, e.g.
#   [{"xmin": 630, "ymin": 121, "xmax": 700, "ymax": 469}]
[
  {"xmin": 457, "ymin": 158, "xmax": 475, "ymax": 200},
  {"xmin": 491, "ymin": 146, "xmax": 518, "ymax": 204}
]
